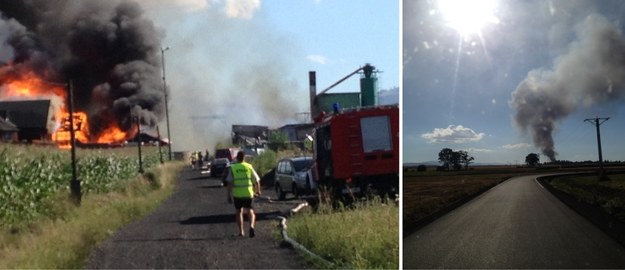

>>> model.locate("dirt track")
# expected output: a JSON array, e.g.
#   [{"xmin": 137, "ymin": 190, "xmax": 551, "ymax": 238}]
[{"xmin": 86, "ymin": 166, "xmax": 309, "ymax": 269}]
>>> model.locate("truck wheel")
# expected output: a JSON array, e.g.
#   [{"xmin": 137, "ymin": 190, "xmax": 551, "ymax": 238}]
[{"xmin": 276, "ymin": 184, "xmax": 286, "ymax": 200}]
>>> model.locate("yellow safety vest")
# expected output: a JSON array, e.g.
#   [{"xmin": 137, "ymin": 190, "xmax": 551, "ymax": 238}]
[{"xmin": 231, "ymin": 162, "xmax": 255, "ymax": 198}]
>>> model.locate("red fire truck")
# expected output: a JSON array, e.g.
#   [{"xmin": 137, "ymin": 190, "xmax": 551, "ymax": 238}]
[{"xmin": 312, "ymin": 104, "xmax": 399, "ymax": 200}]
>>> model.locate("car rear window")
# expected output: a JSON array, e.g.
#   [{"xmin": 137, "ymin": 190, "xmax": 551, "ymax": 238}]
[
  {"xmin": 215, "ymin": 158, "xmax": 229, "ymax": 165},
  {"xmin": 292, "ymin": 159, "xmax": 312, "ymax": 171}
]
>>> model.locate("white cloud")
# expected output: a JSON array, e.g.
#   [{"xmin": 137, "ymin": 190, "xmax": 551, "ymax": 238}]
[
  {"xmin": 224, "ymin": 0, "xmax": 261, "ymax": 20},
  {"xmin": 307, "ymin": 54, "xmax": 328, "ymax": 64},
  {"xmin": 462, "ymin": 148, "xmax": 493, "ymax": 153},
  {"xmin": 421, "ymin": 125, "xmax": 485, "ymax": 143},
  {"xmin": 502, "ymin": 143, "xmax": 531, "ymax": 149}
]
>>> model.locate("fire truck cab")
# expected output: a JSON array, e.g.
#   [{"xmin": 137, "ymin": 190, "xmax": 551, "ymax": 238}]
[{"xmin": 313, "ymin": 104, "xmax": 399, "ymax": 200}]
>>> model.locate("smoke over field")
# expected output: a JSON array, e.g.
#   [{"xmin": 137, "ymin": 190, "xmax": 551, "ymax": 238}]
[{"xmin": 510, "ymin": 14, "xmax": 625, "ymax": 161}]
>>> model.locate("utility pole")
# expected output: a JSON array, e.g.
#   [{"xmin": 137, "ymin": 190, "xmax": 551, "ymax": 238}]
[
  {"xmin": 161, "ymin": 46, "xmax": 172, "ymax": 161},
  {"xmin": 157, "ymin": 125, "xmax": 163, "ymax": 164},
  {"xmin": 134, "ymin": 116, "xmax": 144, "ymax": 174},
  {"xmin": 68, "ymin": 80, "xmax": 81, "ymax": 205},
  {"xmin": 584, "ymin": 117, "xmax": 610, "ymax": 180}
]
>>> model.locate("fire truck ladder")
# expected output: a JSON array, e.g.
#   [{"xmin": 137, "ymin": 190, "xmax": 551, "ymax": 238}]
[{"xmin": 347, "ymin": 114, "xmax": 364, "ymax": 176}]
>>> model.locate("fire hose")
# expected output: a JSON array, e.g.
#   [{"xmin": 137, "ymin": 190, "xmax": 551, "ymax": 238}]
[{"xmin": 259, "ymin": 198, "xmax": 336, "ymax": 269}]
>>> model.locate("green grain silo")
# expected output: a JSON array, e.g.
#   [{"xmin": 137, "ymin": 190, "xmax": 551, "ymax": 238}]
[{"xmin": 360, "ymin": 64, "xmax": 377, "ymax": 107}]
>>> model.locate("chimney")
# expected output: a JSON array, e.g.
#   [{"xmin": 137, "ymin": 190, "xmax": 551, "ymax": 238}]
[{"xmin": 309, "ymin": 71, "xmax": 318, "ymax": 120}]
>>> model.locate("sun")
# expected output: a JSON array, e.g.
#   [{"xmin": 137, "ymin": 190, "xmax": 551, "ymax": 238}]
[{"xmin": 437, "ymin": 0, "xmax": 500, "ymax": 37}]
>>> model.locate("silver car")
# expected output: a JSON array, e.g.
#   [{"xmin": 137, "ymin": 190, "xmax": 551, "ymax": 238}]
[{"xmin": 274, "ymin": 156, "xmax": 315, "ymax": 200}]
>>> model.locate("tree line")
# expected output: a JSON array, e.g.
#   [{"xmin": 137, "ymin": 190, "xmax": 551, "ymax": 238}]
[
  {"xmin": 437, "ymin": 148, "xmax": 475, "ymax": 171},
  {"xmin": 410, "ymin": 149, "xmax": 624, "ymax": 172}
]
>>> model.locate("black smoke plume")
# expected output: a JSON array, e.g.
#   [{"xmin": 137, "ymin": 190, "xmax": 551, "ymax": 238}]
[
  {"xmin": 510, "ymin": 14, "xmax": 625, "ymax": 162},
  {"xmin": 0, "ymin": 0, "xmax": 163, "ymax": 137}
]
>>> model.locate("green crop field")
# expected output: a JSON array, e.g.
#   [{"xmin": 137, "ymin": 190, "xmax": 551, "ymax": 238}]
[{"xmin": 0, "ymin": 144, "xmax": 165, "ymax": 228}]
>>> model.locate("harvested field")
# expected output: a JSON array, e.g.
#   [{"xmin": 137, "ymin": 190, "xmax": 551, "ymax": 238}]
[{"xmin": 402, "ymin": 166, "xmax": 527, "ymax": 233}]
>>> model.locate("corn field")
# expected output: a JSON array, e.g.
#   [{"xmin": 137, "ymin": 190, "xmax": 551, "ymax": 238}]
[{"xmin": 0, "ymin": 145, "xmax": 165, "ymax": 227}]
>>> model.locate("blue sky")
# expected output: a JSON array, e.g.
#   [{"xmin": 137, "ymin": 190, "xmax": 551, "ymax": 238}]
[
  {"xmin": 137, "ymin": 0, "xmax": 399, "ymax": 151},
  {"xmin": 404, "ymin": 0, "xmax": 625, "ymax": 164}
]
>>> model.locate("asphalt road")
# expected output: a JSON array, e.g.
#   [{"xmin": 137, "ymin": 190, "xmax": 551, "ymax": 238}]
[
  {"xmin": 86, "ymin": 166, "xmax": 308, "ymax": 269},
  {"xmin": 403, "ymin": 174, "xmax": 625, "ymax": 269}
]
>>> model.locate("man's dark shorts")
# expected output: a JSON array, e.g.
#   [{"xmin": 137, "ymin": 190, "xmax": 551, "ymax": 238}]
[{"xmin": 233, "ymin": 197, "xmax": 253, "ymax": 210}]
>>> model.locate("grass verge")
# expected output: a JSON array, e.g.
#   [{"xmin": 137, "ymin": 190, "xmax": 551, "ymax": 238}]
[
  {"xmin": 286, "ymin": 200, "xmax": 398, "ymax": 269},
  {"xmin": 549, "ymin": 173, "xmax": 625, "ymax": 223},
  {"xmin": 0, "ymin": 161, "xmax": 184, "ymax": 269}
]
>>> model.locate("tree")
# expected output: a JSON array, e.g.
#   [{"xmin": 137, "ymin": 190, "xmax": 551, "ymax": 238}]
[
  {"xmin": 438, "ymin": 148, "xmax": 474, "ymax": 170},
  {"xmin": 457, "ymin": 150, "xmax": 475, "ymax": 170},
  {"xmin": 438, "ymin": 148, "xmax": 455, "ymax": 170},
  {"xmin": 268, "ymin": 130, "xmax": 288, "ymax": 151},
  {"xmin": 525, "ymin": 153, "xmax": 540, "ymax": 167}
]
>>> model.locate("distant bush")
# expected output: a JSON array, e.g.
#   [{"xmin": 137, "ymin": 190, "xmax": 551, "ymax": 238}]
[{"xmin": 416, "ymin": 165, "xmax": 427, "ymax": 172}]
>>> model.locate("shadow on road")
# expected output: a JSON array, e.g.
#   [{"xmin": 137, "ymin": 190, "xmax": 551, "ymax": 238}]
[
  {"xmin": 186, "ymin": 175, "xmax": 212, "ymax": 181},
  {"xmin": 200, "ymin": 184, "xmax": 224, "ymax": 189},
  {"xmin": 180, "ymin": 211, "xmax": 282, "ymax": 225}
]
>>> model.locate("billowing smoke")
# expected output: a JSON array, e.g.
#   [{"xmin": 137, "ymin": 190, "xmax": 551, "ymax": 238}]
[
  {"xmin": 509, "ymin": 14, "xmax": 625, "ymax": 161},
  {"xmin": 0, "ymin": 0, "xmax": 164, "ymax": 135},
  {"xmin": 136, "ymin": 1, "xmax": 304, "ymax": 151}
]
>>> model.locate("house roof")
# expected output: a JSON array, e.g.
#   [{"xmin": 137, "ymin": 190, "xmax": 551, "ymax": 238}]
[
  {"xmin": 0, "ymin": 100, "xmax": 51, "ymax": 129},
  {"xmin": 277, "ymin": 123, "xmax": 314, "ymax": 130}
]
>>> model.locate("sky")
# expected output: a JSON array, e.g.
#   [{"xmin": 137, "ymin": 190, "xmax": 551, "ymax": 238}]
[
  {"xmin": 403, "ymin": 0, "xmax": 625, "ymax": 165},
  {"xmin": 138, "ymin": 0, "xmax": 399, "ymax": 151}
]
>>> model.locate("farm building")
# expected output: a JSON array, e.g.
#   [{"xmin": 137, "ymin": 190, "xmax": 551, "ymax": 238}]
[
  {"xmin": 0, "ymin": 100, "xmax": 54, "ymax": 142},
  {"xmin": 231, "ymin": 124, "xmax": 268, "ymax": 147},
  {"xmin": 276, "ymin": 123, "xmax": 314, "ymax": 142},
  {"xmin": 0, "ymin": 117, "xmax": 19, "ymax": 142}
]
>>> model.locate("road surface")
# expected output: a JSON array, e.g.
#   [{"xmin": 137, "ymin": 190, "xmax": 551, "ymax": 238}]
[
  {"xmin": 403, "ymin": 174, "xmax": 625, "ymax": 269},
  {"xmin": 86, "ymin": 166, "xmax": 308, "ymax": 269}
]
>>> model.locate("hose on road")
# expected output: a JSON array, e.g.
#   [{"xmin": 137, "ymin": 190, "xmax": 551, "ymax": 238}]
[{"xmin": 267, "ymin": 202, "xmax": 336, "ymax": 269}]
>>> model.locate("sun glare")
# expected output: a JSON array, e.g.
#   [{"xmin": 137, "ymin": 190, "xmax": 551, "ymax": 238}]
[{"xmin": 437, "ymin": 0, "xmax": 499, "ymax": 37}]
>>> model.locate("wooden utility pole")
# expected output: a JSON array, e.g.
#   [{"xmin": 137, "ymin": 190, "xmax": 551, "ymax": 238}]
[
  {"xmin": 584, "ymin": 117, "xmax": 610, "ymax": 180},
  {"xmin": 134, "ymin": 116, "xmax": 144, "ymax": 174}
]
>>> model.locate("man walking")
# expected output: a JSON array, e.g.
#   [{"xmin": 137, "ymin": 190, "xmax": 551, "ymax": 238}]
[{"xmin": 226, "ymin": 151, "xmax": 261, "ymax": 237}]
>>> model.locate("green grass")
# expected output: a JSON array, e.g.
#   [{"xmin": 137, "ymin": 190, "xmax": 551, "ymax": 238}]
[
  {"xmin": 0, "ymin": 161, "xmax": 184, "ymax": 268},
  {"xmin": 550, "ymin": 173, "xmax": 625, "ymax": 222},
  {"xmin": 286, "ymin": 200, "xmax": 399, "ymax": 269}
]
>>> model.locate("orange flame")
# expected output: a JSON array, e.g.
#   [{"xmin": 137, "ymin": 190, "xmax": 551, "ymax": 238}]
[{"xmin": 1, "ymin": 70, "xmax": 136, "ymax": 148}]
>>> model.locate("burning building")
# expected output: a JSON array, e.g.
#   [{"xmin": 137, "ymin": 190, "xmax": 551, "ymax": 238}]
[{"xmin": 0, "ymin": 0, "xmax": 166, "ymax": 148}]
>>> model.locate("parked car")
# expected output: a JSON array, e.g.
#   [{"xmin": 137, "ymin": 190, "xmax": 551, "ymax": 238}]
[
  {"xmin": 210, "ymin": 158, "xmax": 230, "ymax": 178},
  {"xmin": 274, "ymin": 156, "xmax": 315, "ymax": 200},
  {"xmin": 214, "ymin": 147, "xmax": 240, "ymax": 162}
]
